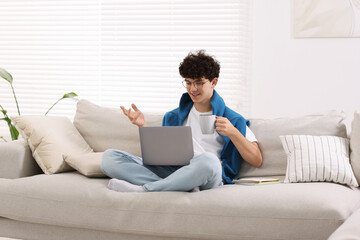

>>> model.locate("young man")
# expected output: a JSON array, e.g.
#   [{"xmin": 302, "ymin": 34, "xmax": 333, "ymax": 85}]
[{"xmin": 101, "ymin": 50, "xmax": 262, "ymax": 192}]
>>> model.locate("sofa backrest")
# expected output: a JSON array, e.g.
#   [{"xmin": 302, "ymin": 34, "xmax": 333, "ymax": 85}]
[
  {"xmin": 240, "ymin": 110, "xmax": 347, "ymax": 178},
  {"xmin": 74, "ymin": 100, "xmax": 347, "ymax": 177},
  {"xmin": 73, "ymin": 100, "xmax": 163, "ymax": 156}
]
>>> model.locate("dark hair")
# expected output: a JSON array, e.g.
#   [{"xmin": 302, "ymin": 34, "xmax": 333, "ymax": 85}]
[{"xmin": 179, "ymin": 50, "xmax": 220, "ymax": 81}]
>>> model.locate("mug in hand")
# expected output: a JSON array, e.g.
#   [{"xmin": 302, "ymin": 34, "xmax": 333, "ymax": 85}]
[{"xmin": 199, "ymin": 114, "xmax": 216, "ymax": 134}]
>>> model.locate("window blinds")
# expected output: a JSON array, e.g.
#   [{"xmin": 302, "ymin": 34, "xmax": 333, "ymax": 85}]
[{"xmin": 0, "ymin": 0, "xmax": 252, "ymax": 140}]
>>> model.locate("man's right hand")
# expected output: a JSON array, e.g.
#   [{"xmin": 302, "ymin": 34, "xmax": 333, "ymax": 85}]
[{"xmin": 120, "ymin": 104, "xmax": 146, "ymax": 127}]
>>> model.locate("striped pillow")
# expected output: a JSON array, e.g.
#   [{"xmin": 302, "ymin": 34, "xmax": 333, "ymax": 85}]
[{"xmin": 280, "ymin": 135, "xmax": 359, "ymax": 187}]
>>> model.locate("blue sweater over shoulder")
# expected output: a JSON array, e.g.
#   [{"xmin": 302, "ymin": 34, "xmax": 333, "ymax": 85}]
[{"xmin": 162, "ymin": 90, "xmax": 250, "ymax": 184}]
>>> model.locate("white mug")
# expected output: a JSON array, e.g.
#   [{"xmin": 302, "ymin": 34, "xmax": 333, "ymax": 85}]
[{"xmin": 199, "ymin": 114, "xmax": 216, "ymax": 134}]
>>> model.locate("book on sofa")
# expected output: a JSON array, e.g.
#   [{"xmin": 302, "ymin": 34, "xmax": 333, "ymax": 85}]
[{"xmin": 233, "ymin": 177, "xmax": 281, "ymax": 184}]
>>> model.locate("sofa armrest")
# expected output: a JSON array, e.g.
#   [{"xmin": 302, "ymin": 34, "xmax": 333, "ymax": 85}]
[
  {"xmin": 328, "ymin": 207, "xmax": 360, "ymax": 239},
  {"xmin": 0, "ymin": 139, "xmax": 42, "ymax": 179}
]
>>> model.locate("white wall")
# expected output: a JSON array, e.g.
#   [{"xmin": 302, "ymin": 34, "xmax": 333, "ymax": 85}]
[{"xmin": 250, "ymin": 0, "xmax": 360, "ymax": 129}]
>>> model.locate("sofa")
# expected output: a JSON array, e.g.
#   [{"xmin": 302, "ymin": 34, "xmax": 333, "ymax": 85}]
[{"xmin": 1, "ymin": 99, "xmax": 360, "ymax": 240}]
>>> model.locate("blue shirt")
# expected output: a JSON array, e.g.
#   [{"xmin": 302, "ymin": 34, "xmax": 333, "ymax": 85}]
[{"xmin": 162, "ymin": 90, "xmax": 249, "ymax": 184}]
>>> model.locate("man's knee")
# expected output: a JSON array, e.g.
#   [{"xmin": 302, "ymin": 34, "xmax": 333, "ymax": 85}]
[
  {"xmin": 195, "ymin": 152, "xmax": 222, "ymax": 175},
  {"xmin": 102, "ymin": 149, "xmax": 129, "ymax": 171},
  {"xmin": 102, "ymin": 149, "xmax": 141, "ymax": 173},
  {"xmin": 194, "ymin": 153, "xmax": 223, "ymax": 190}
]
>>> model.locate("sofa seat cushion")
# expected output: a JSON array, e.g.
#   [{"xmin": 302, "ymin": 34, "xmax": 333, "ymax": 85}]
[{"xmin": 0, "ymin": 173, "xmax": 359, "ymax": 240}]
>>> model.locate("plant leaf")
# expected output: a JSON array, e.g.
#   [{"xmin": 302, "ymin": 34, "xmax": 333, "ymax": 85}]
[
  {"xmin": 44, "ymin": 92, "xmax": 79, "ymax": 115},
  {"xmin": 0, "ymin": 67, "xmax": 13, "ymax": 84},
  {"xmin": 0, "ymin": 116, "xmax": 19, "ymax": 140},
  {"xmin": 0, "ymin": 102, "xmax": 19, "ymax": 140},
  {"xmin": 1, "ymin": 116, "xmax": 11, "ymax": 125},
  {"xmin": 62, "ymin": 92, "xmax": 78, "ymax": 99},
  {"xmin": 10, "ymin": 123, "xmax": 19, "ymax": 140}
]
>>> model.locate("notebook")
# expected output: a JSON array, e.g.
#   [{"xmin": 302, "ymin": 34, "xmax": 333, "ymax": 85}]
[{"xmin": 139, "ymin": 126, "xmax": 194, "ymax": 166}]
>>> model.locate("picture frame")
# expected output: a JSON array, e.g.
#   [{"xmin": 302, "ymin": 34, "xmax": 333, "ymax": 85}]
[{"xmin": 293, "ymin": 0, "xmax": 360, "ymax": 38}]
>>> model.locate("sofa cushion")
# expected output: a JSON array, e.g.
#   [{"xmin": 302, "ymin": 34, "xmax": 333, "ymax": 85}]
[
  {"xmin": 12, "ymin": 116, "xmax": 93, "ymax": 174},
  {"xmin": 73, "ymin": 100, "xmax": 163, "ymax": 156},
  {"xmin": 0, "ymin": 217, "xmax": 166, "ymax": 240},
  {"xmin": 63, "ymin": 152, "xmax": 106, "ymax": 178},
  {"xmin": 0, "ymin": 173, "xmax": 359, "ymax": 240},
  {"xmin": 350, "ymin": 110, "xmax": 360, "ymax": 184},
  {"xmin": 238, "ymin": 110, "xmax": 347, "ymax": 178},
  {"xmin": 280, "ymin": 135, "xmax": 358, "ymax": 187}
]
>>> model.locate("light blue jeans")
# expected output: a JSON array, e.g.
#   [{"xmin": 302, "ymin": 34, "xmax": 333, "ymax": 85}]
[{"xmin": 101, "ymin": 149, "xmax": 223, "ymax": 192}]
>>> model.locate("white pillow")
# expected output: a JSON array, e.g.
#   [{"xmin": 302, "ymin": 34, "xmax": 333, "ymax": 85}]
[
  {"xmin": 280, "ymin": 135, "xmax": 359, "ymax": 187},
  {"xmin": 12, "ymin": 115, "xmax": 93, "ymax": 174},
  {"xmin": 64, "ymin": 152, "xmax": 106, "ymax": 178}
]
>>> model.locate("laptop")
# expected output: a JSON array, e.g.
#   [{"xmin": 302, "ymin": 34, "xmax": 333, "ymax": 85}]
[{"xmin": 139, "ymin": 126, "xmax": 194, "ymax": 166}]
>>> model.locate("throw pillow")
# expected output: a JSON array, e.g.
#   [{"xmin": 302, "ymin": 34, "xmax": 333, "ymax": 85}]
[
  {"xmin": 350, "ymin": 110, "xmax": 360, "ymax": 184},
  {"xmin": 237, "ymin": 110, "xmax": 347, "ymax": 178},
  {"xmin": 280, "ymin": 135, "xmax": 359, "ymax": 187},
  {"xmin": 73, "ymin": 99, "xmax": 164, "ymax": 156},
  {"xmin": 63, "ymin": 152, "xmax": 106, "ymax": 177},
  {"xmin": 12, "ymin": 115, "xmax": 93, "ymax": 174}
]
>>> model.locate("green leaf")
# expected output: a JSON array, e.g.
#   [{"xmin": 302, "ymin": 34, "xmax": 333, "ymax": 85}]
[
  {"xmin": 44, "ymin": 92, "xmax": 79, "ymax": 115},
  {"xmin": 0, "ymin": 67, "xmax": 13, "ymax": 84},
  {"xmin": 1, "ymin": 109, "xmax": 7, "ymax": 115},
  {"xmin": 0, "ymin": 116, "xmax": 18, "ymax": 140},
  {"xmin": 62, "ymin": 92, "xmax": 78, "ymax": 99},
  {"xmin": 1, "ymin": 116, "xmax": 11, "ymax": 125},
  {"xmin": 10, "ymin": 123, "xmax": 19, "ymax": 140}
]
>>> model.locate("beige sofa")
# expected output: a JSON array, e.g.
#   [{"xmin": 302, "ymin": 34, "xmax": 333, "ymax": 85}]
[{"xmin": 1, "ymin": 100, "xmax": 360, "ymax": 240}]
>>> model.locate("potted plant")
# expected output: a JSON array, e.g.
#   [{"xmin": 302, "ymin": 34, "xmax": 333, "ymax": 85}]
[{"xmin": 0, "ymin": 67, "xmax": 78, "ymax": 141}]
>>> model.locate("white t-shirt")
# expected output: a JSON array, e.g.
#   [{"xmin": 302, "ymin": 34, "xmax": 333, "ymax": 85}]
[{"xmin": 182, "ymin": 106, "xmax": 257, "ymax": 158}]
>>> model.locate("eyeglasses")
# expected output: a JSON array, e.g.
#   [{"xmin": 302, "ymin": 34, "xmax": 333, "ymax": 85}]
[{"xmin": 182, "ymin": 80, "xmax": 209, "ymax": 90}]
